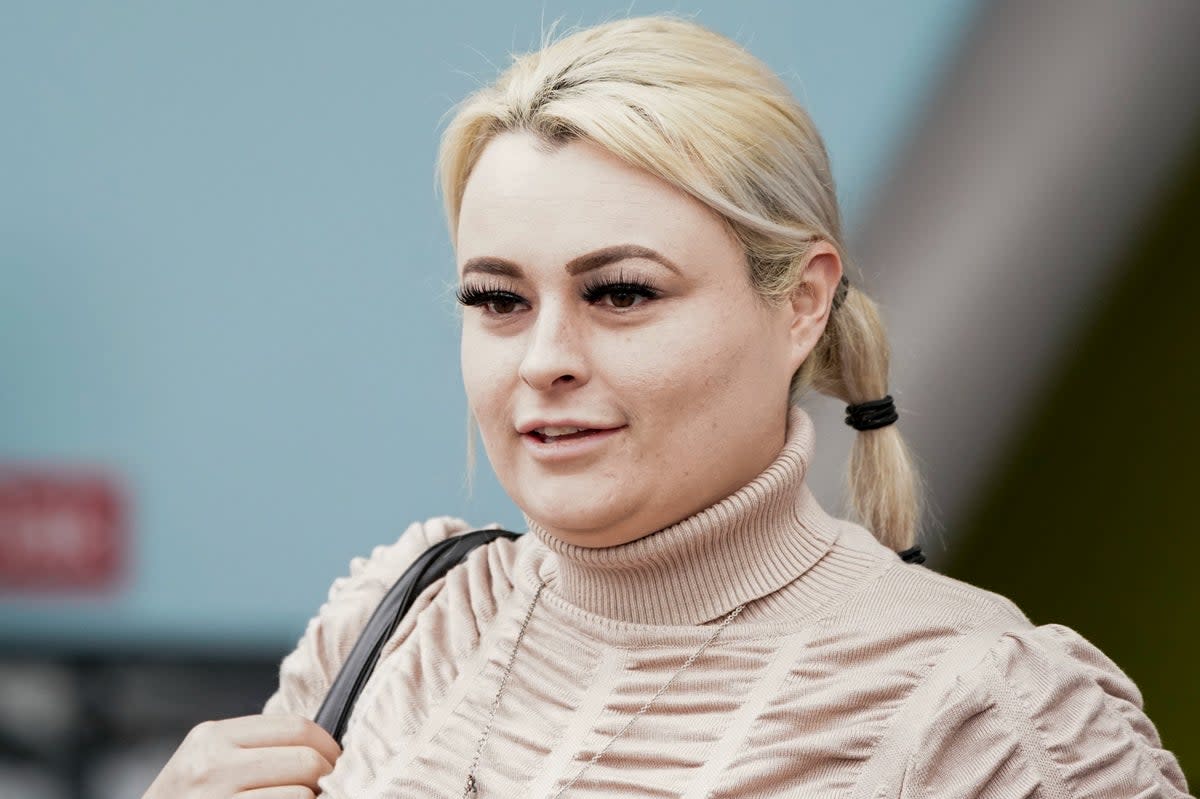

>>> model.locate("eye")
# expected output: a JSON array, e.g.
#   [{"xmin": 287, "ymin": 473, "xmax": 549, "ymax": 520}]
[
  {"xmin": 455, "ymin": 284, "xmax": 527, "ymax": 316},
  {"xmin": 581, "ymin": 279, "xmax": 659, "ymax": 310}
]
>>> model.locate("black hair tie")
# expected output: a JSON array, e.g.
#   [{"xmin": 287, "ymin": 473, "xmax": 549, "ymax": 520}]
[
  {"xmin": 846, "ymin": 394, "xmax": 910, "ymax": 561},
  {"xmin": 845, "ymin": 395, "xmax": 898, "ymax": 431}
]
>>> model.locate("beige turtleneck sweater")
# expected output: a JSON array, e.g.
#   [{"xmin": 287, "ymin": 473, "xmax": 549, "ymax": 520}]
[{"xmin": 263, "ymin": 407, "xmax": 1190, "ymax": 798}]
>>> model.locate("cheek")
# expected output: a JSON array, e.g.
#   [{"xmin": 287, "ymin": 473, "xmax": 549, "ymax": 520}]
[
  {"xmin": 460, "ymin": 327, "xmax": 515, "ymax": 428},
  {"xmin": 611, "ymin": 303, "xmax": 757, "ymax": 408}
]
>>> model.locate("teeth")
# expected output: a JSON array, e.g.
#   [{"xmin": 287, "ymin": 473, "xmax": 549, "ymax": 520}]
[{"xmin": 537, "ymin": 426, "xmax": 586, "ymax": 437}]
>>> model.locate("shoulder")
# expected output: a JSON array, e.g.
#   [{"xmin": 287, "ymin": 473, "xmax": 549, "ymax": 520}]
[
  {"xmin": 800, "ymin": 524, "xmax": 1038, "ymax": 684},
  {"xmin": 831, "ymin": 525, "xmax": 1034, "ymax": 647},
  {"xmin": 321, "ymin": 516, "xmax": 523, "ymax": 605},
  {"xmin": 898, "ymin": 620, "xmax": 1191, "ymax": 797},
  {"xmin": 824, "ymin": 547, "xmax": 1190, "ymax": 796},
  {"xmin": 262, "ymin": 516, "xmax": 522, "ymax": 718}
]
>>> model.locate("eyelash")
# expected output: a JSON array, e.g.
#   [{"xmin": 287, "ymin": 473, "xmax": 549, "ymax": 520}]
[
  {"xmin": 455, "ymin": 273, "xmax": 660, "ymax": 314},
  {"xmin": 582, "ymin": 274, "xmax": 659, "ymax": 305}
]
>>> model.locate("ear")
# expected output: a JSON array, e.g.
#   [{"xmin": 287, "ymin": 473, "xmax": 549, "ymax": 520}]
[{"xmin": 786, "ymin": 241, "xmax": 843, "ymax": 372}]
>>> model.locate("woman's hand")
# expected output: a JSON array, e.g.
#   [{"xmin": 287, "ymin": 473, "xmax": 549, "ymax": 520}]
[{"xmin": 142, "ymin": 714, "xmax": 342, "ymax": 799}]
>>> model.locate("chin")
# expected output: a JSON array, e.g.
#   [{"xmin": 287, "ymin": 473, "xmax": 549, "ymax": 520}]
[{"xmin": 521, "ymin": 482, "xmax": 640, "ymax": 544}]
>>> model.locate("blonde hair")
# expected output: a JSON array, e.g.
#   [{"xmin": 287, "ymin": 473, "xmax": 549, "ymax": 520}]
[{"xmin": 438, "ymin": 16, "xmax": 923, "ymax": 550}]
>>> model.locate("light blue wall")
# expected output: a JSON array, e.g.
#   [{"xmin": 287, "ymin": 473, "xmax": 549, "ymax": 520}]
[{"xmin": 0, "ymin": 1, "xmax": 980, "ymax": 652}]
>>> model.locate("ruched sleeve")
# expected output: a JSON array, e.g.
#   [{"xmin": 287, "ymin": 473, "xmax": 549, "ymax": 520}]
[
  {"xmin": 903, "ymin": 623, "xmax": 1190, "ymax": 798},
  {"xmin": 261, "ymin": 516, "xmax": 474, "ymax": 719}
]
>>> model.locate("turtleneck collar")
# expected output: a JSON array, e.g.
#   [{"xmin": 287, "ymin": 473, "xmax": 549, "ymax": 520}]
[{"xmin": 524, "ymin": 405, "xmax": 844, "ymax": 626}]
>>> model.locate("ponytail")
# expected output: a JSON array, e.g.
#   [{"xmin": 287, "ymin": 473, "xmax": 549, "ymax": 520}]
[{"xmin": 796, "ymin": 280, "xmax": 924, "ymax": 551}]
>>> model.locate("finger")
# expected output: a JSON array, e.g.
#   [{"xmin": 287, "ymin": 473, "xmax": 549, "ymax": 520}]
[
  {"xmin": 235, "ymin": 788, "xmax": 316, "ymax": 799},
  {"xmin": 221, "ymin": 715, "xmax": 343, "ymax": 766},
  {"xmin": 234, "ymin": 745, "xmax": 333, "ymax": 791}
]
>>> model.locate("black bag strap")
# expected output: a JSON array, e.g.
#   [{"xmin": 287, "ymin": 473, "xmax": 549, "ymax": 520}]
[{"xmin": 314, "ymin": 527, "xmax": 523, "ymax": 745}]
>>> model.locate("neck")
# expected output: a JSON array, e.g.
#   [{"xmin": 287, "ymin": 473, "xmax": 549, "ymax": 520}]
[{"xmin": 525, "ymin": 405, "xmax": 843, "ymax": 625}]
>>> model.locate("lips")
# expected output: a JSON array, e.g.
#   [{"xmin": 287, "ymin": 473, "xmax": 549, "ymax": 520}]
[
  {"xmin": 529, "ymin": 427, "xmax": 599, "ymax": 443},
  {"xmin": 518, "ymin": 423, "xmax": 625, "ymax": 460},
  {"xmin": 516, "ymin": 419, "xmax": 621, "ymax": 436},
  {"xmin": 535, "ymin": 425, "xmax": 590, "ymax": 437}
]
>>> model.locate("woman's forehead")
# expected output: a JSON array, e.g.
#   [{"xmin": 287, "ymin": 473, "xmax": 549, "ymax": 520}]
[{"xmin": 456, "ymin": 133, "xmax": 738, "ymax": 275}]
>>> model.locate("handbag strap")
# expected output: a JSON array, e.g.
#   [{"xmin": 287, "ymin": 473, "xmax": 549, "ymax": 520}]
[{"xmin": 314, "ymin": 527, "xmax": 523, "ymax": 745}]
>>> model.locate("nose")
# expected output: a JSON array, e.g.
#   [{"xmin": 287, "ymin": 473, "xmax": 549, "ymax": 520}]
[{"xmin": 518, "ymin": 304, "xmax": 589, "ymax": 391}]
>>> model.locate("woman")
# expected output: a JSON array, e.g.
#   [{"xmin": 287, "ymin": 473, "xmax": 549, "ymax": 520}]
[{"xmin": 145, "ymin": 16, "xmax": 1190, "ymax": 799}]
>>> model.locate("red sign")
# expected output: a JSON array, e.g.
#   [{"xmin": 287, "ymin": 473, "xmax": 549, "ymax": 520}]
[{"xmin": 0, "ymin": 467, "xmax": 127, "ymax": 592}]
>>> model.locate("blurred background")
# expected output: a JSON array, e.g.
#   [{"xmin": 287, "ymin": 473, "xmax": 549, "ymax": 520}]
[{"xmin": 2, "ymin": 1, "xmax": 1197, "ymax": 795}]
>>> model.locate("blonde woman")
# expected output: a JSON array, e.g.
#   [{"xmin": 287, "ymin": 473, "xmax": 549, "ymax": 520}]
[{"xmin": 144, "ymin": 16, "xmax": 1190, "ymax": 799}]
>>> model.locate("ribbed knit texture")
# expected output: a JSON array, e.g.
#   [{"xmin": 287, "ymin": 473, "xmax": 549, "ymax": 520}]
[{"xmin": 264, "ymin": 406, "xmax": 1190, "ymax": 798}]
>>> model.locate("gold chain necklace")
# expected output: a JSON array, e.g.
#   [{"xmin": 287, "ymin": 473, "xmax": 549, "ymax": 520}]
[{"xmin": 463, "ymin": 578, "xmax": 745, "ymax": 799}]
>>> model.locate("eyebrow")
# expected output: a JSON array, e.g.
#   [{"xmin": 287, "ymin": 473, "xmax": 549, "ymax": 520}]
[{"xmin": 460, "ymin": 244, "xmax": 682, "ymax": 279}]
